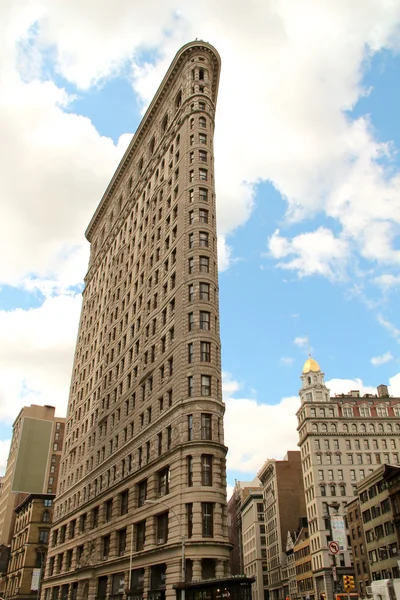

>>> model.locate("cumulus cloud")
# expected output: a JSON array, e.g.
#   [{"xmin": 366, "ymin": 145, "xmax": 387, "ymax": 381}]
[
  {"xmin": 0, "ymin": 294, "xmax": 81, "ymax": 423},
  {"xmin": 280, "ymin": 356, "xmax": 294, "ymax": 366},
  {"xmin": 294, "ymin": 336, "xmax": 308, "ymax": 348},
  {"xmin": 370, "ymin": 351, "xmax": 394, "ymax": 366}
]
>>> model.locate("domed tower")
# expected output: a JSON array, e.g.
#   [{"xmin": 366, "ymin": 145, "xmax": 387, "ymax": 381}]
[{"xmin": 299, "ymin": 356, "xmax": 330, "ymax": 403}]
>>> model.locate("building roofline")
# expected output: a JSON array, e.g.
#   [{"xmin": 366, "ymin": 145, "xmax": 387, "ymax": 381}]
[
  {"xmin": 85, "ymin": 40, "xmax": 221, "ymax": 242},
  {"xmin": 14, "ymin": 493, "xmax": 56, "ymax": 513}
]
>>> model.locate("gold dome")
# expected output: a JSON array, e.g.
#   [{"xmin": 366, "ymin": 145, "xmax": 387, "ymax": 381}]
[{"xmin": 302, "ymin": 357, "xmax": 321, "ymax": 373}]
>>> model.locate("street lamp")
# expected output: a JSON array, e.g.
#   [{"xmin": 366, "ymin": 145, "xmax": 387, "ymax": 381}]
[{"xmin": 143, "ymin": 499, "xmax": 186, "ymax": 600}]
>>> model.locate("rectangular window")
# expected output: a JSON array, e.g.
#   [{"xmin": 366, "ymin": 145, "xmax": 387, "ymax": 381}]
[
  {"xmin": 136, "ymin": 521, "xmax": 146, "ymax": 551},
  {"xmin": 200, "ymin": 282, "xmax": 210, "ymax": 301},
  {"xmin": 199, "ymin": 256, "xmax": 209, "ymax": 273},
  {"xmin": 201, "ymin": 375, "xmax": 211, "ymax": 396},
  {"xmin": 200, "ymin": 341, "xmax": 211, "ymax": 362},
  {"xmin": 187, "ymin": 456, "xmax": 193, "ymax": 487},
  {"xmin": 188, "ymin": 415, "xmax": 193, "ymax": 440},
  {"xmin": 188, "ymin": 343, "xmax": 193, "ymax": 363},
  {"xmin": 199, "ymin": 150, "xmax": 207, "ymax": 162},
  {"xmin": 120, "ymin": 490, "xmax": 129, "ymax": 515},
  {"xmin": 202, "ymin": 502, "xmax": 213, "ymax": 537},
  {"xmin": 118, "ymin": 528, "xmax": 127, "ymax": 555},
  {"xmin": 199, "ymin": 133, "xmax": 207, "ymax": 144},
  {"xmin": 138, "ymin": 480, "xmax": 147, "ymax": 507},
  {"xmin": 188, "ymin": 312, "xmax": 194, "ymax": 332},
  {"xmin": 187, "ymin": 503, "xmax": 193, "ymax": 538},
  {"xmin": 189, "ymin": 233, "xmax": 194, "ymax": 249},
  {"xmin": 199, "ymin": 209, "xmax": 209, "ymax": 225},
  {"xmin": 200, "ymin": 311, "xmax": 210, "ymax": 330},
  {"xmin": 157, "ymin": 512, "xmax": 169, "ymax": 544},
  {"xmin": 199, "ymin": 188, "xmax": 208, "ymax": 202},
  {"xmin": 201, "ymin": 413, "xmax": 212, "ymax": 440},
  {"xmin": 188, "ymin": 376, "xmax": 193, "ymax": 397},
  {"xmin": 188, "ymin": 257, "xmax": 194, "ymax": 274},
  {"xmin": 158, "ymin": 467, "xmax": 170, "ymax": 497},
  {"xmin": 199, "ymin": 231, "xmax": 209, "ymax": 247},
  {"xmin": 167, "ymin": 426, "xmax": 172, "ymax": 449},
  {"xmin": 188, "ymin": 284, "xmax": 194, "ymax": 302},
  {"xmin": 201, "ymin": 455, "xmax": 213, "ymax": 486},
  {"xmin": 102, "ymin": 534, "xmax": 110, "ymax": 557}
]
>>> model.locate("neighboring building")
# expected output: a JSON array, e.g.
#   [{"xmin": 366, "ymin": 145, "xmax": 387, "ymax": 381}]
[
  {"xmin": 42, "ymin": 41, "xmax": 232, "ymax": 600},
  {"xmin": 4, "ymin": 493, "xmax": 55, "ymax": 600},
  {"xmin": 258, "ymin": 452, "xmax": 306, "ymax": 600},
  {"xmin": 285, "ymin": 529, "xmax": 301, "ymax": 600},
  {"xmin": 228, "ymin": 479, "xmax": 261, "ymax": 576},
  {"xmin": 385, "ymin": 463, "xmax": 400, "ymax": 552},
  {"xmin": 296, "ymin": 357, "xmax": 400, "ymax": 600},
  {"xmin": 0, "ymin": 405, "xmax": 65, "ymax": 547},
  {"xmin": 354, "ymin": 465, "xmax": 399, "ymax": 585},
  {"xmin": 240, "ymin": 490, "xmax": 268, "ymax": 600},
  {"xmin": 346, "ymin": 498, "xmax": 369, "ymax": 597},
  {"xmin": 294, "ymin": 526, "xmax": 313, "ymax": 600}
]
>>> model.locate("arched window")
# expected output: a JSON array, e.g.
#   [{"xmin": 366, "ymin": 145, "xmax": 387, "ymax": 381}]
[
  {"xmin": 321, "ymin": 424, "xmax": 327, "ymax": 433},
  {"xmin": 308, "ymin": 377, "xmax": 311, "ymax": 385},
  {"xmin": 360, "ymin": 424, "xmax": 366, "ymax": 433},
  {"xmin": 199, "ymin": 68, "xmax": 205, "ymax": 80},
  {"xmin": 312, "ymin": 424, "xmax": 318, "ymax": 433},
  {"xmin": 378, "ymin": 423, "xmax": 384, "ymax": 433},
  {"xmin": 369, "ymin": 424, "xmax": 375, "ymax": 433},
  {"xmin": 42, "ymin": 510, "xmax": 50, "ymax": 523},
  {"xmin": 387, "ymin": 424, "xmax": 392, "ymax": 433},
  {"xmin": 343, "ymin": 424, "xmax": 348, "ymax": 433},
  {"xmin": 352, "ymin": 424, "xmax": 357, "ymax": 433}
]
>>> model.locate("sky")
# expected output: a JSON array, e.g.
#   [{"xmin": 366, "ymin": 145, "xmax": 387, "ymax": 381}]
[{"xmin": 1, "ymin": 1, "xmax": 400, "ymax": 498}]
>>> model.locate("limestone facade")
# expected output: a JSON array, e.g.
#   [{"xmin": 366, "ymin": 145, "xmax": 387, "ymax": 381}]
[{"xmin": 41, "ymin": 41, "xmax": 231, "ymax": 600}]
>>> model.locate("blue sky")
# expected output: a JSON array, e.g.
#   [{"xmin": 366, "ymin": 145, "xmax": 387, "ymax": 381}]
[{"xmin": 1, "ymin": 2, "xmax": 400, "ymax": 494}]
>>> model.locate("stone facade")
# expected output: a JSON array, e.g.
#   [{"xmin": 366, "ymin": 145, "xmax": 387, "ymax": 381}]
[
  {"xmin": 0, "ymin": 405, "xmax": 65, "ymax": 547},
  {"xmin": 41, "ymin": 41, "xmax": 231, "ymax": 600},
  {"xmin": 296, "ymin": 358, "xmax": 400, "ymax": 600},
  {"xmin": 4, "ymin": 494, "xmax": 55, "ymax": 600},
  {"xmin": 240, "ymin": 491, "xmax": 268, "ymax": 600}
]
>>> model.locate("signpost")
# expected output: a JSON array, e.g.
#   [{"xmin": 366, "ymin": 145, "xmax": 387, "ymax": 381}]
[{"xmin": 328, "ymin": 541, "xmax": 340, "ymax": 555}]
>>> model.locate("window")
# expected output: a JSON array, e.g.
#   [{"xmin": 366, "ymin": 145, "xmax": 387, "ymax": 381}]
[
  {"xmin": 199, "ymin": 168, "xmax": 208, "ymax": 181},
  {"xmin": 199, "ymin": 231, "xmax": 209, "ymax": 247},
  {"xmin": 118, "ymin": 528, "xmax": 127, "ymax": 555},
  {"xmin": 188, "ymin": 284, "xmax": 194, "ymax": 302},
  {"xmin": 189, "ymin": 210, "xmax": 194, "ymax": 224},
  {"xmin": 199, "ymin": 133, "xmax": 207, "ymax": 144},
  {"xmin": 188, "ymin": 343, "xmax": 194, "ymax": 363},
  {"xmin": 202, "ymin": 503, "xmax": 213, "ymax": 537},
  {"xmin": 158, "ymin": 467, "xmax": 170, "ymax": 496},
  {"xmin": 136, "ymin": 521, "xmax": 146, "ymax": 551},
  {"xmin": 377, "ymin": 405, "xmax": 388, "ymax": 417},
  {"xmin": 187, "ymin": 456, "xmax": 193, "ymax": 487},
  {"xmin": 42, "ymin": 510, "xmax": 51, "ymax": 523},
  {"xmin": 199, "ymin": 256, "xmax": 209, "ymax": 273},
  {"xmin": 157, "ymin": 512, "xmax": 169, "ymax": 544},
  {"xmin": 200, "ymin": 341, "xmax": 211, "ymax": 362},
  {"xmin": 188, "ymin": 415, "xmax": 193, "ymax": 440},
  {"xmin": 199, "ymin": 208, "xmax": 208, "ymax": 223},
  {"xmin": 199, "ymin": 116, "xmax": 206, "ymax": 128},
  {"xmin": 201, "ymin": 413, "xmax": 212, "ymax": 440},
  {"xmin": 188, "ymin": 257, "xmax": 194, "ymax": 274},
  {"xmin": 189, "ymin": 233, "xmax": 194, "ymax": 248},
  {"xmin": 187, "ymin": 504, "xmax": 193, "ymax": 538},
  {"xmin": 200, "ymin": 311, "xmax": 210, "ymax": 330},
  {"xmin": 188, "ymin": 376, "xmax": 193, "ymax": 397},
  {"xmin": 102, "ymin": 534, "xmax": 110, "ymax": 558},
  {"xmin": 343, "ymin": 406, "xmax": 353, "ymax": 417},
  {"xmin": 167, "ymin": 426, "xmax": 172, "ymax": 449},
  {"xmin": 359, "ymin": 406, "xmax": 370, "ymax": 417},
  {"xmin": 200, "ymin": 282, "xmax": 210, "ymax": 301},
  {"xmin": 199, "ymin": 150, "xmax": 207, "ymax": 162},
  {"xmin": 199, "ymin": 188, "xmax": 208, "ymax": 203},
  {"xmin": 138, "ymin": 480, "xmax": 147, "ymax": 507},
  {"xmin": 188, "ymin": 312, "xmax": 194, "ymax": 332},
  {"xmin": 202, "ymin": 455, "xmax": 213, "ymax": 486},
  {"xmin": 39, "ymin": 530, "xmax": 49, "ymax": 543},
  {"xmin": 201, "ymin": 375, "xmax": 211, "ymax": 396}
]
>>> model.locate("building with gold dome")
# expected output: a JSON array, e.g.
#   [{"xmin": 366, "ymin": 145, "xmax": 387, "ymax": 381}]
[{"xmin": 296, "ymin": 358, "xmax": 400, "ymax": 600}]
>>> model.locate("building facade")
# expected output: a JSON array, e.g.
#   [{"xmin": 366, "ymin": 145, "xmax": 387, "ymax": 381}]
[
  {"xmin": 41, "ymin": 41, "xmax": 232, "ymax": 600},
  {"xmin": 4, "ymin": 494, "xmax": 55, "ymax": 600},
  {"xmin": 227, "ymin": 479, "xmax": 262, "ymax": 576},
  {"xmin": 296, "ymin": 357, "xmax": 400, "ymax": 600},
  {"xmin": 0, "ymin": 405, "xmax": 64, "ymax": 547},
  {"xmin": 240, "ymin": 491, "xmax": 268, "ymax": 600},
  {"xmin": 258, "ymin": 452, "xmax": 306, "ymax": 600}
]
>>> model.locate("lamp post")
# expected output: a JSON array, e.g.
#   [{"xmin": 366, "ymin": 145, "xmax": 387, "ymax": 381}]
[
  {"xmin": 327, "ymin": 502, "xmax": 340, "ymax": 600},
  {"xmin": 144, "ymin": 499, "xmax": 186, "ymax": 600}
]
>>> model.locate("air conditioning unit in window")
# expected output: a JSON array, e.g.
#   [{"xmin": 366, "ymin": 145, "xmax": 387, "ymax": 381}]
[
  {"xmin": 366, "ymin": 587, "xmax": 372, "ymax": 596},
  {"xmin": 157, "ymin": 538, "xmax": 164, "ymax": 545}
]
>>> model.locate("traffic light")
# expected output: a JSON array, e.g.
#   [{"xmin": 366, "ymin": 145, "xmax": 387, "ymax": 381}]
[{"xmin": 343, "ymin": 576, "xmax": 355, "ymax": 592}]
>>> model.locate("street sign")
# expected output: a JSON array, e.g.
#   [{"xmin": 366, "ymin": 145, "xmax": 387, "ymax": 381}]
[{"xmin": 328, "ymin": 541, "xmax": 340, "ymax": 555}]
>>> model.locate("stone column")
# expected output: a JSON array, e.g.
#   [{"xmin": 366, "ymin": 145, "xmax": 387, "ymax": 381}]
[
  {"xmin": 192, "ymin": 559, "xmax": 202, "ymax": 581},
  {"xmin": 192, "ymin": 502, "xmax": 202, "ymax": 537},
  {"xmin": 215, "ymin": 559, "xmax": 224, "ymax": 578}
]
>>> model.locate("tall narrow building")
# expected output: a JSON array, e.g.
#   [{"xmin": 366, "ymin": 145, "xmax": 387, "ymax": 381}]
[{"xmin": 42, "ymin": 41, "xmax": 231, "ymax": 600}]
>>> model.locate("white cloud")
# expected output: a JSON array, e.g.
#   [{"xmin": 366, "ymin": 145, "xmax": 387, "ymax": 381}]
[
  {"xmin": 327, "ymin": 371, "xmax": 400, "ymax": 397},
  {"xmin": 0, "ymin": 294, "xmax": 81, "ymax": 423},
  {"xmin": 294, "ymin": 336, "xmax": 308, "ymax": 348},
  {"xmin": 269, "ymin": 228, "xmax": 350, "ymax": 280},
  {"xmin": 374, "ymin": 274, "xmax": 400, "ymax": 290},
  {"xmin": 377, "ymin": 314, "xmax": 400, "ymax": 341},
  {"xmin": 280, "ymin": 356, "xmax": 294, "ymax": 366},
  {"xmin": 370, "ymin": 351, "xmax": 394, "ymax": 366}
]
